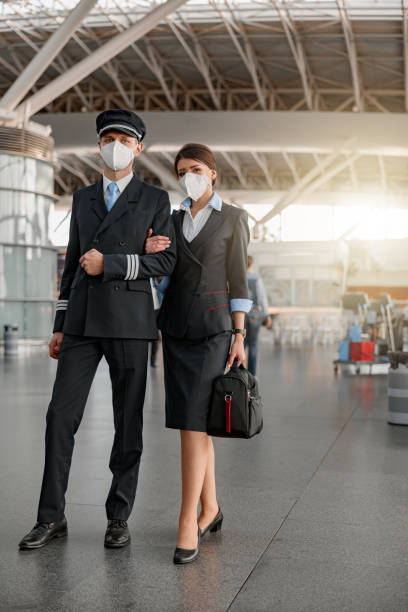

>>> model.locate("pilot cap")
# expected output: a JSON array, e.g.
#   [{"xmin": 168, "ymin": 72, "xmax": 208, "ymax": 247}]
[{"xmin": 96, "ymin": 109, "xmax": 146, "ymax": 141}]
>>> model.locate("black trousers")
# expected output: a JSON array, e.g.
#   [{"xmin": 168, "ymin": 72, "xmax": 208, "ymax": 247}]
[{"xmin": 37, "ymin": 334, "xmax": 148, "ymax": 523}]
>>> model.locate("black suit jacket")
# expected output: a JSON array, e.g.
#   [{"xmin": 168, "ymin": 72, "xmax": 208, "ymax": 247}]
[
  {"xmin": 158, "ymin": 202, "xmax": 249, "ymax": 340},
  {"xmin": 54, "ymin": 175, "xmax": 176, "ymax": 339}
]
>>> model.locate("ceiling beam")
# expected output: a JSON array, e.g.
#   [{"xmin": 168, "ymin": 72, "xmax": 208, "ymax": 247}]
[
  {"xmin": 58, "ymin": 158, "xmax": 90, "ymax": 185},
  {"xmin": 77, "ymin": 153, "xmax": 103, "ymax": 173},
  {"xmin": 217, "ymin": 11, "xmax": 268, "ymax": 110},
  {"xmin": 136, "ymin": 151, "xmax": 182, "ymax": 192},
  {"xmin": 259, "ymin": 149, "xmax": 354, "ymax": 224},
  {"xmin": 56, "ymin": 0, "xmax": 137, "ymax": 105},
  {"xmin": 107, "ymin": 5, "xmax": 189, "ymax": 106},
  {"xmin": 145, "ymin": 42, "xmax": 178, "ymax": 108},
  {"xmin": 336, "ymin": 0, "xmax": 363, "ymax": 111},
  {"xmin": 54, "ymin": 174, "xmax": 70, "ymax": 194},
  {"xmin": 14, "ymin": 0, "xmax": 188, "ymax": 118},
  {"xmin": 282, "ymin": 151, "xmax": 299, "ymax": 182},
  {"xmin": 270, "ymin": 0, "xmax": 314, "ymax": 110},
  {"xmin": 168, "ymin": 19, "xmax": 226, "ymax": 110},
  {"xmin": 250, "ymin": 152, "xmax": 274, "ymax": 189},
  {"xmin": 221, "ymin": 152, "xmax": 249, "ymax": 188},
  {"xmin": 4, "ymin": 21, "xmax": 92, "ymax": 111},
  {"xmin": 0, "ymin": 0, "xmax": 98, "ymax": 111},
  {"xmin": 259, "ymin": 152, "xmax": 360, "ymax": 224},
  {"xmin": 82, "ymin": 7, "xmax": 168, "ymax": 108},
  {"xmin": 4, "ymin": 7, "xmax": 128, "ymax": 111},
  {"xmin": 35, "ymin": 111, "xmax": 408, "ymax": 158}
]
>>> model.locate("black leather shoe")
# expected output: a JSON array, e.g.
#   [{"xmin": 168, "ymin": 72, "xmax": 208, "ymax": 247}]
[
  {"xmin": 200, "ymin": 508, "xmax": 223, "ymax": 537},
  {"xmin": 173, "ymin": 527, "xmax": 201, "ymax": 565},
  {"xmin": 104, "ymin": 519, "xmax": 130, "ymax": 548},
  {"xmin": 19, "ymin": 518, "xmax": 67, "ymax": 550}
]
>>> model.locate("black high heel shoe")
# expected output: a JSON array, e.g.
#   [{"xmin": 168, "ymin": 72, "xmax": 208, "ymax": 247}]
[
  {"xmin": 173, "ymin": 527, "xmax": 201, "ymax": 565},
  {"xmin": 200, "ymin": 508, "xmax": 223, "ymax": 537}
]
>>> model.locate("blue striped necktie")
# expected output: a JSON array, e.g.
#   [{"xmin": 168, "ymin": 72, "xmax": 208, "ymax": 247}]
[{"xmin": 106, "ymin": 182, "xmax": 119, "ymax": 212}]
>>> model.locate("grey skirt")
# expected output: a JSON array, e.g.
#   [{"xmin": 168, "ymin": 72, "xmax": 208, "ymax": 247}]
[{"xmin": 162, "ymin": 331, "xmax": 232, "ymax": 432}]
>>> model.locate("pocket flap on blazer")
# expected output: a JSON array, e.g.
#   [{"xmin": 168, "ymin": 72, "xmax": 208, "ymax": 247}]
[{"xmin": 127, "ymin": 280, "xmax": 150, "ymax": 293}]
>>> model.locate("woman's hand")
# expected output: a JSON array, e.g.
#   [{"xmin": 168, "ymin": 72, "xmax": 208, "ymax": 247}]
[
  {"xmin": 227, "ymin": 334, "xmax": 246, "ymax": 367},
  {"xmin": 145, "ymin": 228, "xmax": 171, "ymax": 254}
]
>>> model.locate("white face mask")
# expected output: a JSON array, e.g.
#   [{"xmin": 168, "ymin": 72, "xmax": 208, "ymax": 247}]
[
  {"xmin": 179, "ymin": 172, "xmax": 211, "ymax": 201},
  {"xmin": 100, "ymin": 140, "xmax": 136, "ymax": 171}
]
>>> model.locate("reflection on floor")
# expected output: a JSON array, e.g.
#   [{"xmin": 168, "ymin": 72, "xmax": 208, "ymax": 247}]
[{"xmin": 1, "ymin": 336, "xmax": 408, "ymax": 612}]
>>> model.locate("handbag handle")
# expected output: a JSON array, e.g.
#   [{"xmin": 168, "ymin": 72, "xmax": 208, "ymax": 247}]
[{"xmin": 230, "ymin": 358, "xmax": 245, "ymax": 372}]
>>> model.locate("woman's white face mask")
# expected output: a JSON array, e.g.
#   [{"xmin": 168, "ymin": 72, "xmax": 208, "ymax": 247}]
[
  {"xmin": 179, "ymin": 172, "xmax": 211, "ymax": 201},
  {"xmin": 100, "ymin": 140, "xmax": 136, "ymax": 171}
]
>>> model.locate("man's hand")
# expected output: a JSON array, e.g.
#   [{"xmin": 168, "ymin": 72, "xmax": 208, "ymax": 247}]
[
  {"xmin": 79, "ymin": 249, "xmax": 104, "ymax": 275},
  {"xmin": 145, "ymin": 228, "xmax": 171, "ymax": 254},
  {"xmin": 227, "ymin": 335, "xmax": 246, "ymax": 368},
  {"xmin": 264, "ymin": 315, "xmax": 272, "ymax": 330},
  {"xmin": 49, "ymin": 332, "xmax": 64, "ymax": 359}
]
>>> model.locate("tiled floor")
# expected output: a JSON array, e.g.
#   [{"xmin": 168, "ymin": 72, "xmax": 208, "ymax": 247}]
[{"xmin": 1, "ymin": 338, "xmax": 408, "ymax": 611}]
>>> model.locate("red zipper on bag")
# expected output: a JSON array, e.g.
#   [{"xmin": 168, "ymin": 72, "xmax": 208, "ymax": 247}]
[{"xmin": 225, "ymin": 394, "xmax": 232, "ymax": 433}]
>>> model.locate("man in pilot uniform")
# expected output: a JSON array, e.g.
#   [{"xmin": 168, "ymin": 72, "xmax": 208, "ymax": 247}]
[{"xmin": 19, "ymin": 109, "xmax": 176, "ymax": 550}]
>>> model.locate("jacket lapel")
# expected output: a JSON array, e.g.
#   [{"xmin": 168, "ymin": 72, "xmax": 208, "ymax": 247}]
[
  {"xmin": 174, "ymin": 211, "xmax": 203, "ymax": 268},
  {"xmin": 188, "ymin": 206, "xmax": 224, "ymax": 252},
  {"xmin": 91, "ymin": 179, "xmax": 107, "ymax": 221},
  {"xmin": 94, "ymin": 175, "xmax": 142, "ymax": 237}
]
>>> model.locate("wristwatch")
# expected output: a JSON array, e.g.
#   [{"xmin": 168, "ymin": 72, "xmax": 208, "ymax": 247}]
[{"xmin": 233, "ymin": 328, "xmax": 247, "ymax": 338}]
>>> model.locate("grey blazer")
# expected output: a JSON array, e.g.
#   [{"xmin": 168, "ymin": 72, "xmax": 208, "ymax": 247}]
[{"xmin": 158, "ymin": 202, "xmax": 250, "ymax": 340}]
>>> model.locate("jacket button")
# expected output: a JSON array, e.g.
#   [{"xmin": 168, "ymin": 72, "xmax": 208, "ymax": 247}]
[
  {"xmin": 114, "ymin": 285, "xmax": 120, "ymax": 291},
  {"xmin": 119, "ymin": 241, "xmax": 125, "ymax": 246}
]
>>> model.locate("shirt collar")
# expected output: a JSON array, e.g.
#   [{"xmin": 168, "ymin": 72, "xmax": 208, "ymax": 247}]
[
  {"xmin": 180, "ymin": 191, "xmax": 222, "ymax": 212},
  {"xmin": 103, "ymin": 171, "xmax": 134, "ymax": 194}
]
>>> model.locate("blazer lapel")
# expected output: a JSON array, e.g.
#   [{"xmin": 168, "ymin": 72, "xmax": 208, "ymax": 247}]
[
  {"xmin": 91, "ymin": 179, "xmax": 107, "ymax": 221},
  {"xmin": 174, "ymin": 211, "xmax": 203, "ymax": 268},
  {"xmin": 95, "ymin": 175, "xmax": 141, "ymax": 237},
  {"xmin": 188, "ymin": 206, "xmax": 225, "ymax": 252}
]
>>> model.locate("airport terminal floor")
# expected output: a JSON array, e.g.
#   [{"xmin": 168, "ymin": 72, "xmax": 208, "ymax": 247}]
[{"xmin": 2, "ymin": 337, "xmax": 408, "ymax": 612}]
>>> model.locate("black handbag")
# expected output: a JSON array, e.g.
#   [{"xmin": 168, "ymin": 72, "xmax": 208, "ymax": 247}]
[{"xmin": 207, "ymin": 360, "xmax": 263, "ymax": 438}]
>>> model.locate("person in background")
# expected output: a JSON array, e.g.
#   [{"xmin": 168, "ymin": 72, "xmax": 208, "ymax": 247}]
[
  {"xmin": 245, "ymin": 255, "xmax": 271, "ymax": 376},
  {"xmin": 150, "ymin": 277, "xmax": 163, "ymax": 368}
]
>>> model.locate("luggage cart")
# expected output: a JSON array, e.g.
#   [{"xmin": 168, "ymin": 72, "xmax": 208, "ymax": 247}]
[
  {"xmin": 334, "ymin": 296, "xmax": 394, "ymax": 376},
  {"xmin": 333, "ymin": 355, "xmax": 389, "ymax": 376}
]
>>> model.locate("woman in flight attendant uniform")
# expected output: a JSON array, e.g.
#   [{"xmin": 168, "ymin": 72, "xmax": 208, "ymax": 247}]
[{"xmin": 146, "ymin": 143, "xmax": 252, "ymax": 564}]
